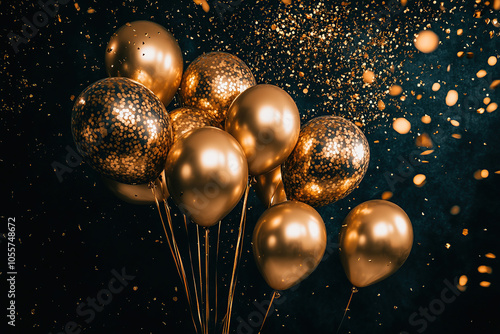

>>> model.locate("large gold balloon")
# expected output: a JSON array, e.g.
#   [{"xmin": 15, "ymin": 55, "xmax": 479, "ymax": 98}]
[
  {"xmin": 102, "ymin": 171, "xmax": 168, "ymax": 205},
  {"xmin": 282, "ymin": 116, "xmax": 370, "ymax": 207},
  {"xmin": 225, "ymin": 84, "xmax": 301, "ymax": 175},
  {"xmin": 179, "ymin": 52, "xmax": 256, "ymax": 123},
  {"xmin": 71, "ymin": 77, "xmax": 173, "ymax": 184},
  {"xmin": 169, "ymin": 107, "xmax": 221, "ymax": 142},
  {"xmin": 105, "ymin": 20, "xmax": 183, "ymax": 106},
  {"xmin": 165, "ymin": 127, "xmax": 248, "ymax": 227},
  {"xmin": 252, "ymin": 201, "xmax": 327, "ymax": 291},
  {"xmin": 254, "ymin": 166, "xmax": 287, "ymax": 208},
  {"xmin": 339, "ymin": 200, "xmax": 413, "ymax": 288}
]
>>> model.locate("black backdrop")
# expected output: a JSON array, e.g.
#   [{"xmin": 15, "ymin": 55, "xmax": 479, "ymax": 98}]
[{"xmin": 1, "ymin": 0, "xmax": 499, "ymax": 333}]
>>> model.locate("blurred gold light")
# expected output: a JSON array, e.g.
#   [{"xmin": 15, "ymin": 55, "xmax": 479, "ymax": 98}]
[
  {"xmin": 393, "ymin": 118, "xmax": 411, "ymax": 134},
  {"xmin": 432, "ymin": 83, "xmax": 441, "ymax": 91},
  {"xmin": 486, "ymin": 103, "xmax": 498, "ymax": 113},
  {"xmin": 459, "ymin": 275, "xmax": 468, "ymax": 286},
  {"xmin": 478, "ymin": 265, "xmax": 493, "ymax": 274},
  {"xmin": 484, "ymin": 97, "xmax": 491, "ymax": 105},
  {"xmin": 421, "ymin": 115, "xmax": 431, "ymax": 124},
  {"xmin": 446, "ymin": 90, "xmax": 459, "ymax": 106},
  {"xmin": 479, "ymin": 281, "xmax": 491, "ymax": 287},
  {"xmin": 476, "ymin": 70, "xmax": 487, "ymax": 78},
  {"xmin": 413, "ymin": 174, "xmax": 426, "ymax": 187},
  {"xmin": 363, "ymin": 70, "xmax": 375, "ymax": 84},
  {"xmin": 414, "ymin": 30, "xmax": 439, "ymax": 53},
  {"xmin": 488, "ymin": 56, "xmax": 497, "ymax": 66},
  {"xmin": 485, "ymin": 253, "xmax": 496, "ymax": 259},
  {"xmin": 462, "ymin": 228, "xmax": 468, "ymax": 236},
  {"xmin": 481, "ymin": 169, "xmax": 489, "ymax": 178},
  {"xmin": 381, "ymin": 191, "xmax": 393, "ymax": 200},
  {"xmin": 450, "ymin": 205, "xmax": 461, "ymax": 215},
  {"xmin": 389, "ymin": 85, "xmax": 403, "ymax": 96}
]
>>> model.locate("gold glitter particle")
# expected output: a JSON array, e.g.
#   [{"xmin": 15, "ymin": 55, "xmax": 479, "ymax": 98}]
[
  {"xmin": 488, "ymin": 56, "xmax": 497, "ymax": 66},
  {"xmin": 462, "ymin": 229, "xmax": 468, "ymax": 236},
  {"xmin": 363, "ymin": 70, "xmax": 375, "ymax": 84},
  {"xmin": 459, "ymin": 275, "xmax": 468, "ymax": 286},
  {"xmin": 485, "ymin": 253, "xmax": 496, "ymax": 259},
  {"xmin": 484, "ymin": 97, "xmax": 491, "ymax": 105},
  {"xmin": 377, "ymin": 100, "xmax": 386, "ymax": 111},
  {"xmin": 445, "ymin": 243, "xmax": 451, "ymax": 249},
  {"xmin": 457, "ymin": 29, "xmax": 464, "ymax": 35},
  {"xmin": 416, "ymin": 133, "xmax": 433, "ymax": 148},
  {"xmin": 432, "ymin": 83, "xmax": 441, "ymax": 91},
  {"xmin": 479, "ymin": 281, "xmax": 491, "ymax": 288}
]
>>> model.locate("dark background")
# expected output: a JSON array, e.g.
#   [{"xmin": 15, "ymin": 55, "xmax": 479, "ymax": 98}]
[{"xmin": 1, "ymin": 0, "xmax": 499, "ymax": 333}]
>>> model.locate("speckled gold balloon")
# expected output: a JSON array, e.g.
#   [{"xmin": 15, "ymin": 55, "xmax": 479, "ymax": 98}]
[
  {"xmin": 282, "ymin": 116, "xmax": 370, "ymax": 207},
  {"xmin": 179, "ymin": 52, "xmax": 256, "ymax": 123},
  {"xmin": 105, "ymin": 21, "xmax": 183, "ymax": 106},
  {"xmin": 71, "ymin": 77, "xmax": 173, "ymax": 184},
  {"xmin": 169, "ymin": 107, "xmax": 221, "ymax": 142}
]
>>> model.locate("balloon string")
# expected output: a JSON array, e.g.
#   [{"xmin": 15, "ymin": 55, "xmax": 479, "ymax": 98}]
[
  {"xmin": 258, "ymin": 291, "xmax": 277, "ymax": 334},
  {"xmin": 205, "ymin": 228, "xmax": 210, "ymax": 334},
  {"xmin": 214, "ymin": 221, "xmax": 221, "ymax": 329},
  {"xmin": 336, "ymin": 287, "xmax": 356, "ymax": 334},
  {"xmin": 223, "ymin": 182, "xmax": 250, "ymax": 334},
  {"xmin": 151, "ymin": 184, "xmax": 199, "ymax": 333},
  {"xmin": 197, "ymin": 225, "xmax": 205, "ymax": 334},
  {"xmin": 184, "ymin": 214, "xmax": 203, "ymax": 330}
]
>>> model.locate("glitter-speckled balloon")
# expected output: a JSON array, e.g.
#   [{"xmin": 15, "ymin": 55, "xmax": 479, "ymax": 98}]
[
  {"xmin": 71, "ymin": 77, "xmax": 173, "ymax": 184},
  {"xmin": 179, "ymin": 52, "xmax": 256, "ymax": 123},
  {"xmin": 105, "ymin": 21, "xmax": 183, "ymax": 107},
  {"xmin": 282, "ymin": 116, "xmax": 370, "ymax": 207},
  {"xmin": 169, "ymin": 107, "xmax": 221, "ymax": 142}
]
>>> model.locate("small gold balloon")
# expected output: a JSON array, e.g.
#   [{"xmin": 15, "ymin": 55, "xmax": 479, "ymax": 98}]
[
  {"xmin": 254, "ymin": 166, "xmax": 287, "ymax": 208},
  {"xmin": 339, "ymin": 200, "xmax": 413, "ymax": 288},
  {"xmin": 179, "ymin": 52, "xmax": 256, "ymax": 123},
  {"xmin": 252, "ymin": 201, "xmax": 327, "ymax": 291},
  {"xmin": 225, "ymin": 84, "xmax": 301, "ymax": 175},
  {"xmin": 282, "ymin": 116, "xmax": 370, "ymax": 207},
  {"xmin": 105, "ymin": 20, "xmax": 183, "ymax": 106},
  {"xmin": 169, "ymin": 107, "xmax": 221, "ymax": 142},
  {"xmin": 102, "ymin": 171, "xmax": 169, "ymax": 205},
  {"xmin": 165, "ymin": 127, "xmax": 248, "ymax": 227},
  {"xmin": 71, "ymin": 77, "xmax": 173, "ymax": 184}
]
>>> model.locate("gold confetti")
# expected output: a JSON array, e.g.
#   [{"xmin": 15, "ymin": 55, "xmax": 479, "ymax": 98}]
[{"xmin": 393, "ymin": 118, "xmax": 411, "ymax": 134}]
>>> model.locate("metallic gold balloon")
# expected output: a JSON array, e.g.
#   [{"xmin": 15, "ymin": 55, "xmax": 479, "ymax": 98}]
[
  {"xmin": 169, "ymin": 107, "xmax": 221, "ymax": 142},
  {"xmin": 252, "ymin": 201, "xmax": 327, "ymax": 291},
  {"xmin": 254, "ymin": 166, "xmax": 287, "ymax": 208},
  {"xmin": 282, "ymin": 116, "xmax": 370, "ymax": 207},
  {"xmin": 71, "ymin": 77, "xmax": 173, "ymax": 184},
  {"xmin": 105, "ymin": 20, "xmax": 183, "ymax": 106},
  {"xmin": 165, "ymin": 127, "xmax": 248, "ymax": 227},
  {"xmin": 225, "ymin": 84, "xmax": 301, "ymax": 175},
  {"xmin": 339, "ymin": 200, "xmax": 413, "ymax": 288},
  {"xmin": 102, "ymin": 171, "xmax": 169, "ymax": 205},
  {"xmin": 179, "ymin": 52, "xmax": 256, "ymax": 123}
]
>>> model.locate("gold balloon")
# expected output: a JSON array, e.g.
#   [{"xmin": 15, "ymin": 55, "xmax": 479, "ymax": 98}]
[
  {"xmin": 179, "ymin": 52, "xmax": 256, "ymax": 123},
  {"xmin": 71, "ymin": 77, "xmax": 173, "ymax": 184},
  {"xmin": 282, "ymin": 116, "xmax": 370, "ymax": 207},
  {"xmin": 165, "ymin": 127, "xmax": 248, "ymax": 227},
  {"xmin": 225, "ymin": 84, "xmax": 301, "ymax": 175},
  {"xmin": 254, "ymin": 166, "xmax": 287, "ymax": 208},
  {"xmin": 102, "ymin": 171, "xmax": 169, "ymax": 205},
  {"xmin": 169, "ymin": 107, "xmax": 221, "ymax": 142},
  {"xmin": 105, "ymin": 20, "xmax": 183, "ymax": 106},
  {"xmin": 339, "ymin": 200, "xmax": 413, "ymax": 288},
  {"xmin": 252, "ymin": 201, "xmax": 327, "ymax": 291}
]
